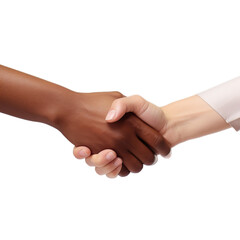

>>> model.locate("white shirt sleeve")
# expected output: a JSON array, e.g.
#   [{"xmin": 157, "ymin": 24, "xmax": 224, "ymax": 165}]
[{"xmin": 198, "ymin": 77, "xmax": 240, "ymax": 131}]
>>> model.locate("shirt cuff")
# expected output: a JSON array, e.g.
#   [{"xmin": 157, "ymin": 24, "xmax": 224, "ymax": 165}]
[{"xmin": 198, "ymin": 77, "xmax": 240, "ymax": 131}]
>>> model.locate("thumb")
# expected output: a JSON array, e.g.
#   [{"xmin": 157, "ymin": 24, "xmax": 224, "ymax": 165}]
[
  {"xmin": 105, "ymin": 95, "xmax": 165, "ymax": 132},
  {"xmin": 105, "ymin": 95, "xmax": 150, "ymax": 123}
]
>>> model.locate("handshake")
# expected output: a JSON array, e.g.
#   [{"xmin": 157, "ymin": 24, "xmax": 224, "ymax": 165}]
[
  {"xmin": 0, "ymin": 65, "xmax": 231, "ymax": 178},
  {"xmin": 70, "ymin": 92, "xmax": 172, "ymax": 177},
  {"xmin": 56, "ymin": 90, "xmax": 230, "ymax": 178}
]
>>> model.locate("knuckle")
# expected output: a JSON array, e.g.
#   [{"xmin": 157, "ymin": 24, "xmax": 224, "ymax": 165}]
[
  {"xmin": 113, "ymin": 133, "xmax": 127, "ymax": 145},
  {"xmin": 153, "ymin": 134, "xmax": 164, "ymax": 150},
  {"xmin": 132, "ymin": 94, "xmax": 142, "ymax": 100},
  {"xmin": 107, "ymin": 172, "xmax": 117, "ymax": 178},
  {"xmin": 113, "ymin": 98, "xmax": 124, "ymax": 107},
  {"xmin": 111, "ymin": 91, "xmax": 123, "ymax": 98},
  {"xmin": 85, "ymin": 158, "xmax": 93, "ymax": 166},
  {"xmin": 93, "ymin": 158, "xmax": 103, "ymax": 167},
  {"xmin": 131, "ymin": 95, "xmax": 145, "ymax": 104},
  {"xmin": 95, "ymin": 167, "xmax": 104, "ymax": 175}
]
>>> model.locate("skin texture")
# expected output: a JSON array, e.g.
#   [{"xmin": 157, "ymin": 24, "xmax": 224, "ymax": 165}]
[
  {"xmin": 0, "ymin": 65, "xmax": 171, "ymax": 176},
  {"xmin": 74, "ymin": 95, "xmax": 230, "ymax": 178},
  {"xmin": 57, "ymin": 92, "xmax": 171, "ymax": 176},
  {"xmin": 73, "ymin": 147, "xmax": 123, "ymax": 178}
]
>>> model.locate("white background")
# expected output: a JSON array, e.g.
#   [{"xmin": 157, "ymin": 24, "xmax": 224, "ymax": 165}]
[{"xmin": 0, "ymin": 0, "xmax": 240, "ymax": 239}]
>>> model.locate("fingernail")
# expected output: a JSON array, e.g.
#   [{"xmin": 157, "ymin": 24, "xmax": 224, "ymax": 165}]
[
  {"xmin": 105, "ymin": 110, "xmax": 116, "ymax": 121},
  {"xmin": 106, "ymin": 151, "xmax": 116, "ymax": 161},
  {"xmin": 164, "ymin": 150, "xmax": 172, "ymax": 159},
  {"xmin": 79, "ymin": 149, "xmax": 87, "ymax": 157},
  {"xmin": 152, "ymin": 155, "xmax": 158, "ymax": 165}
]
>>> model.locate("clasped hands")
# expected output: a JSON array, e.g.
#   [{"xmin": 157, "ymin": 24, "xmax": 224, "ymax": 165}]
[
  {"xmin": 0, "ymin": 65, "xmax": 170, "ymax": 177},
  {"xmin": 69, "ymin": 92, "xmax": 174, "ymax": 178},
  {"xmin": 0, "ymin": 65, "xmax": 230, "ymax": 178}
]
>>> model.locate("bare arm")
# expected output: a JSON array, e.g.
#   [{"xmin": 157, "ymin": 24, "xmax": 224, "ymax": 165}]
[
  {"xmin": 162, "ymin": 95, "xmax": 230, "ymax": 147},
  {"xmin": 0, "ymin": 65, "xmax": 72, "ymax": 126},
  {"xmin": 73, "ymin": 94, "xmax": 232, "ymax": 178},
  {"xmin": 0, "ymin": 65, "xmax": 170, "ymax": 176}
]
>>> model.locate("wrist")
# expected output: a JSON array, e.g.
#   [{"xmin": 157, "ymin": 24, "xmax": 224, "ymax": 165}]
[
  {"xmin": 161, "ymin": 95, "xmax": 230, "ymax": 147},
  {"xmin": 160, "ymin": 105, "xmax": 182, "ymax": 147},
  {"xmin": 44, "ymin": 88, "xmax": 80, "ymax": 129}
]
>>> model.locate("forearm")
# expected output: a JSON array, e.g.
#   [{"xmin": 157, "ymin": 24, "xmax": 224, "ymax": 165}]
[
  {"xmin": 161, "ymin": 95, "xmax": 230, "ymax": 147},
  {"xmin": 0, "ymin": 65, "xmax": 74, "ymax": 127}
]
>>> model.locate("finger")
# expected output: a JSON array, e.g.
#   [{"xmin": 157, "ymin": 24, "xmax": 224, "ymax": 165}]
[
  {"xmin": 107, "ymin": 165, "xmax": 122, "ymax": 178},
  {"xmin": 105, "ymin": 95, "xmax": 149, "ymax": 123},
  {"xmin": 130, "ymin": 138, "xmax": 156, "ymax": 166},
  {"xmin": 73, "ymin": 146, "xmax": 91, "ymax": 159},
  {"xmin": 85, "ymin": 149, "xmax": 117, "ymax": 167},
  {"xmin": 118, "ymin": 164, "xmax": 130, "ymax": 177},
  {"xmin": 95, "ymin": 157, "xmax": 122, "ymax": 175},
  {"xmin": 134, "ymin": 117, "xmax": 171, "ymax": 156},
  {"xmin": 164, "ymin": 150, "xmax": 172, "ymax": 159},
  {"xmin": 121, "ymin": 152, "xmax": 143, "ymax": 174}
]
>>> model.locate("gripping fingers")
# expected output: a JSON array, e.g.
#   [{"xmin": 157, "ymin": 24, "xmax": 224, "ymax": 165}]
[
  {"xmin": 95, "ymin": 157, "xmax": 122, "ymax": 175},
  {"xmin": 135, "ymin": 119, "xmax": 171, "ymax": 156},
  {"xmin": 118, "ymin": 164, "xmax": 130, "ymax": 177},
  {"xmin": 130, "ymin": 138, "xmax": 155, "ymax": 165},
  {"xmin": 73, "ymin": 146, "xmax": 91, "ymax": 159},
  {"xmin": 85, "ymin": 150, "xmax": 117, "ymax": 167},
  {"xmin": 106, "ymin": 165, "xmax": 122, "ymax": 178},
  {"xmin": 120, "ymin": 152, "xmax": 143, "ymax": 174}
]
